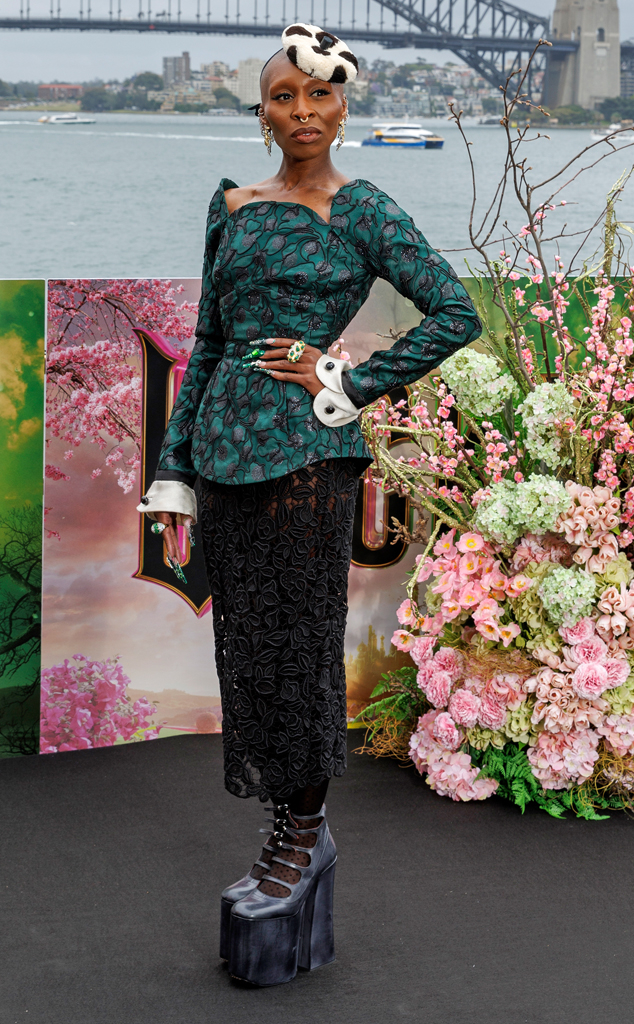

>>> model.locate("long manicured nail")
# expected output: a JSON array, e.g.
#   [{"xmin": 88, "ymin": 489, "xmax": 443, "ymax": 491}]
[
  {"xmin": 264, "ymin": 338, "xmax": 277, "ymax": 345},
  {"xmin": 253, "ymin": 366, "xmax": 274, "ymax": 376},
  {"xmin": 244, "ymin": 348, "xmax": 265, "ymax": 359}
]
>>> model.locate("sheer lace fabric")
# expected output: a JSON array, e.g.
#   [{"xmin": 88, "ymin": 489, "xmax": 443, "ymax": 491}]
[{"xmin": 199, "ymin": 459, "xmax": 362, "ymax": 801}]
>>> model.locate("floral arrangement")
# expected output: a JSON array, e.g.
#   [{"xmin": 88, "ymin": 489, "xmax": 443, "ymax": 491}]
[
  {"xmin": 357, "ymin": 68, "xmax": 634, "ymax": 814},
  {"xmin": 40, "ymin": 654, "xmax": 161, "ymax": 752}
]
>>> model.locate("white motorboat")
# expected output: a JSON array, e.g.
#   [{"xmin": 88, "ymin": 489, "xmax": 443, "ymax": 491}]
[
  {"xmin": 590, "ymin": 120, "xmax": 634, "ymax": 143},
  {"xmin": 362, "ymin": 122, "xmax": 444, "ymax": 148},
  {"xmin": 38, "ymin": 113, "xmax": 96, "ymax": 124}
]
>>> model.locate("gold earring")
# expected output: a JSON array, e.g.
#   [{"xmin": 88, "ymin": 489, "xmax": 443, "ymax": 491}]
[
  {"xmin": 336, "ymin": 114, "xmax": 347, "ymax": 150},
  {"xmin": 260, "ymin": 121, "xmax": 273, "ymax": 156}
]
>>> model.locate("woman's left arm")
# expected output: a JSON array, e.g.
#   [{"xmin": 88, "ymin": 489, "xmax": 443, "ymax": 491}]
[{"xmin": 340, "ymin": 190, "xmax": 482, "ymax": 411}]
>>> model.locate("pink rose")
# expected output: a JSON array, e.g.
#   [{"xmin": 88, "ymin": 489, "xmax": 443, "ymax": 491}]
[
  {"xmin": 433, "ymin": 647, "xmax": 464, "ymax": 682},
  {"xmin": 391, "ymin": 629, "xmax": 416, "ymax": 652},
  {"xmin": 448, "ymin": 688, "xmax": 481, "ymax": 728},
  {"xmin": 475, "ymin": 618, "xmax": 501, "ymax": 642},
  {"xmin": 410, "ymin": 636, "xmax": 436, "ymax": 667},
  {"xmin": 577, "ymin": 487, "xmax": 595, "ymax": 507},
  {"xmin": 611, "ymin": 612, "xmax": 628, "ymax": 637},
  {"xmin": 456, "ymin": 531, "xmax": 485, "ymax": 554},
  {"xmin": 571, "ymin": 662, "xmax": 609, "ymax": 699},
  {"xmin": 559, "ymin": 617, "xmax": 595, "ymax": 645},
  {"xmin": 478, "ymin": 694, "xmax": 507, "ymax": 730},
  {"xmin": 426, "ymin": 670, "xmax": 452, "ymax": 708},
  {"xmin": 432, "ymin": 711, "xmax": 462, "ymax": 750},
  {"xmin": 573, "ymin": 636, "xmax": 608, "ymax": 664},
  {"xmin": 605, "ymin": 658, "xmax": 630, "ymax": 688},
  {"xmin": 396, "ymin": 599, "xmax": 419, "ymax": 626}
]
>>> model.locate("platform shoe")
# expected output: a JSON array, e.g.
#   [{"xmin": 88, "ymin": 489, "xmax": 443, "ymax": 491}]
[{"xmin": 226, "ymin": 803, "xmax": 336, "ymax": 986}]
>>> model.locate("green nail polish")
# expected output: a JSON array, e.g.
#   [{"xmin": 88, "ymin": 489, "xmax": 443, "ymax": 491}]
[
  {"xmin": 167, "ymin": 554, "xmax": 187, "ymax": 584},
  {"xmin": 245, "ymin": 348, "xmax": 265, "ymax": 359}
]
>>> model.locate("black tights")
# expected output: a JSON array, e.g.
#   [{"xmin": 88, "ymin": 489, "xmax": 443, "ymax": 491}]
[{"xmin": 281, "ymin": 778, "xmax": 330, "ymax": 818}]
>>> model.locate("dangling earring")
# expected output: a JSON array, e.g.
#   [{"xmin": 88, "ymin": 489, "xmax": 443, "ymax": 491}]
[
  {"xmin": 260, "ymin": 120, "xmax": 273, "ymax": 156},
  {"xmin": 336, "ymin": 113, "xmax": 348, "ymax": 151}
]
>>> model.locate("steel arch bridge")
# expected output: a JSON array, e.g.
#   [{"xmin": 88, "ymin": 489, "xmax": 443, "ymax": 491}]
[{"xmin": 1, "ymin": 1, "xmax": 570, "ymax": 101}]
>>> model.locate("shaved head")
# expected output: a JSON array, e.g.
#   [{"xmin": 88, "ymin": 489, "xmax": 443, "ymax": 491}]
[{"xmin": 260, "ymin": 48, "xmax": 344, "ymax": 100}]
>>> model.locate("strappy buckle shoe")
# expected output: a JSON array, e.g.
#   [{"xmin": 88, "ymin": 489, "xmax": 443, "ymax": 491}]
[
  {"xmin": 219, "ymin": 802, "xmax": 296, "ymax": 960},
  {"xmin": 227, "ymin": 803, "xmax": 336, "ymax": 987}
]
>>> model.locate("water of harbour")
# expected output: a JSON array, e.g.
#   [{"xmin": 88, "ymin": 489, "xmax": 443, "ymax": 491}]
[{"xmin": 1, "ymin": 111, "xmax": 633, "ymax": 279}]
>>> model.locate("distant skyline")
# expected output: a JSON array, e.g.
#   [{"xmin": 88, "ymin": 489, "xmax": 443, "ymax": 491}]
[{"xmin": 1, "ymin": 0, "xmax": 633, "ymax": 83}]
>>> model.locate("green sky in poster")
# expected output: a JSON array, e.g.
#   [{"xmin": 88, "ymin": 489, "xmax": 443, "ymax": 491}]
[
  {"xmin": 0, "ymin": 280, "xmax": 45, "ymax": 518},
  {"xmin": 0, "ymin": 280, "xmax": 44, "ymax": 704}
]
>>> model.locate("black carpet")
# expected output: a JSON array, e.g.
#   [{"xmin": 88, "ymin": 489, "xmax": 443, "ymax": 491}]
[{"xmin": 1, "ymin": 732, "xmax": 633, "ymax": 1024}]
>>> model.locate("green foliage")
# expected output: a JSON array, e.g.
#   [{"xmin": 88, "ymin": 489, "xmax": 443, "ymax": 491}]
[
  {"xmin": 470, "ymin": 743, "xmax": 611, "ymax": 819},
  {"xmin": 599, "ymin": 96, "xmax": 634, "ymax": 123},
  {"xmin": 354, "ymin": 665, "xmax": 426, "ymax": 749},
  {"xmin": 81, "ymin": 88, "xmax": 116, "ymax": 112},
  {"xmin": 131, "ymin": 71, "xmax": 164, "ymax": 91},
  {"xmin": 213, "ymin": 87, "xmax": 240, "ymax": 111},
  {"xmin": 0, "ymin": 79, "xmax": 14, "ymax": 97}
]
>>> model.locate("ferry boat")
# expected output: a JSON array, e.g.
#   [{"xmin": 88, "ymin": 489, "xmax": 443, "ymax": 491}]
[
  {"xmin": 590, "ymin": 120, "xmax": 634, "ymax": 143},
  {"xmin": 38, "ymin": 113, "xmax": 96, "ymax": 124},
  {"xmin": 362, "ymin": 122, "xmax": 444, "ymax": 148}
]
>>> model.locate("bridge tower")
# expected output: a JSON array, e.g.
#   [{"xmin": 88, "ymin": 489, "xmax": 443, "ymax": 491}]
[{"xmin": 544, "ymin": 0, "xmax": 620, "ymax": 110}]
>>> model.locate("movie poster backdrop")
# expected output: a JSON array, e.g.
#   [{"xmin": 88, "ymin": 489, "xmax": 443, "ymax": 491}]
[
  {"xmin": 38, "ymin": 277, "xmax": 427, "ymax": 755},
  {"xmin": 0, "ymin": 281, "xmax": 45, "ymax": 758}
]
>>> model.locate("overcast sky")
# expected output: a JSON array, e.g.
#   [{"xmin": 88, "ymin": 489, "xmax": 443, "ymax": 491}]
[{"xmin": 1, "ymin": 0, "xmax": 632, "ymax": 82}]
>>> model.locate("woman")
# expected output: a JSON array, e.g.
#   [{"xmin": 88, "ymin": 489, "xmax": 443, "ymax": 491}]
[{"xmin": 138, "ymin": 24, "xmax": 481, "ymax": 987}]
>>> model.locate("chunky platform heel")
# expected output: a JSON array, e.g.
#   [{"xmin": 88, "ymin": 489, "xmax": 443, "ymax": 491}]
[
  {"xmin": 298, "ymin": 858, "xmax": 336, "ymax": 971},
  {"xmin": 227, "ymin": 804, "xmax": 336, "ymax": 986},
  {"xmin": 219, "ymin": 802, "xmax": 328, "ymax": 962}
]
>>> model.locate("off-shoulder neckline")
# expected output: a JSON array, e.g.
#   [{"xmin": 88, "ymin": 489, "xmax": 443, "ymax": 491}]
[{"xmin": 218, "ymin": 177, "xmax": 367, "ymax": 226}]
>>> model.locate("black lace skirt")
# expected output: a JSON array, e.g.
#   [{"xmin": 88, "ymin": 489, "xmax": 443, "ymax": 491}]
[{"xmin": 199, "ymin": 458, "xmax": 362, "ymax": 801}]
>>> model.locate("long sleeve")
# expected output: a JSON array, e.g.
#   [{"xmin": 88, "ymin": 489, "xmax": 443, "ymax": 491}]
[
  {"xmin": 155, "ymin": 187, "xmax": 227, "ymax": 484},
  {"xmin": 341, "ymin": 189, "xmax": 482, "ymax": 409}
]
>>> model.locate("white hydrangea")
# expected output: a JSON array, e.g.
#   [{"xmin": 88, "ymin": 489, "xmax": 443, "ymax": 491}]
[
  {"xmin": 473, "ymin": 474, "xmax": 570, "ymax": 546},
  {"xmin": 517, "ymin": 382, "xmax": 576, "ymax": 470},
  {"xmin": 538, "ymin": 566, "xmax": 596, "ymax": 627},
  {"xmin": 441, "ymin": 349, "xmax": 518, "ymax": 417}
]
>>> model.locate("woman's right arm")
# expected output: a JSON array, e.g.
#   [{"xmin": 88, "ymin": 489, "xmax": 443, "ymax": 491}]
[{"xmin": 136, "ymin": 189, "xmax": 226, "ymax": 547}]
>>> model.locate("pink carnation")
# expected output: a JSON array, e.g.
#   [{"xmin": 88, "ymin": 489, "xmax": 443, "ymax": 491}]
[
  {"xmin": 573, "ymin": 636, "xmax": 608, "ymax": 664},
  {"xmin": 448, "ymin": 688, "xmax": 481, "ymax": 728},
  {"xmin": 410, "ymin": 636, "xmax": 436, "ymax": 667},
  {"xmin": 432, "ymin": 711, "xmax": 462, "ymax": 750},
  {"xmin": 477, "ymin": 694, "xmax": 507, "ymax": 730},
  {"xmin": 416, "ymin": 662, "xmax": 437, "ymax": 693},
  {"xmin": 571, "ymin": 662, "xmax": 609, "ymax": 699},
  {"xmin": 605, "ymin": 658, "xmax": 630, "ymax": 688},
  {"xmin": 433, "ymin": 647, "xmax": 464, "ymax": 682},
  {"xmin": 559, "ymin": 617, "xmax": 595, "ymax": 645},
  {"xmin": 426, "ymin": 670, "xmax": 452, "ymax": 708}
]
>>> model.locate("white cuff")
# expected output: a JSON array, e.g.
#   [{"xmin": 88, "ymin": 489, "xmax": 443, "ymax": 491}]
[
  {"xmin": 136, "ymin": 480, "xmax": 198, "ymax": 525},
  {"xmin": 313, "ymin": 355, "xmax": 361, "ymax": 427}
]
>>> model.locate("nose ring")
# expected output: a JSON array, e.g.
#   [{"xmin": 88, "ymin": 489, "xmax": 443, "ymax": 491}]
[{"xmin": 298, "ymin": 116, "xmax": 310, "ymax": 122}]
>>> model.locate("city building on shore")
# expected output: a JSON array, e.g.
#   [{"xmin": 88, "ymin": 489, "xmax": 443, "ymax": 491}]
[{"xmin": 37, "ymin": 84, "xmax": 84, "ymax": 101}]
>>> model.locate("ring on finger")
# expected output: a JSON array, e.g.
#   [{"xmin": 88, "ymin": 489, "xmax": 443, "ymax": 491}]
[
  {"xmin": 287, "ymin": 340, "xmax": 306, "ymax": 363},
  {"xmin": 151, "ymin": 522, "xmax": 167, "ymax": 535}
]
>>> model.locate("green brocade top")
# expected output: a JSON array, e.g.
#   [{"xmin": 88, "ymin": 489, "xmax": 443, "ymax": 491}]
[{"xmin": 156, "ymin": 177, "xmax": 482, "ymax": 487}]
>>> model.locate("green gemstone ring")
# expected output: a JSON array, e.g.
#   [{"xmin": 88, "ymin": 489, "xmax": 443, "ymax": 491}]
[{"xmin": 287, "ymin": 340, "xmax": 306, "ymax": 363}]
